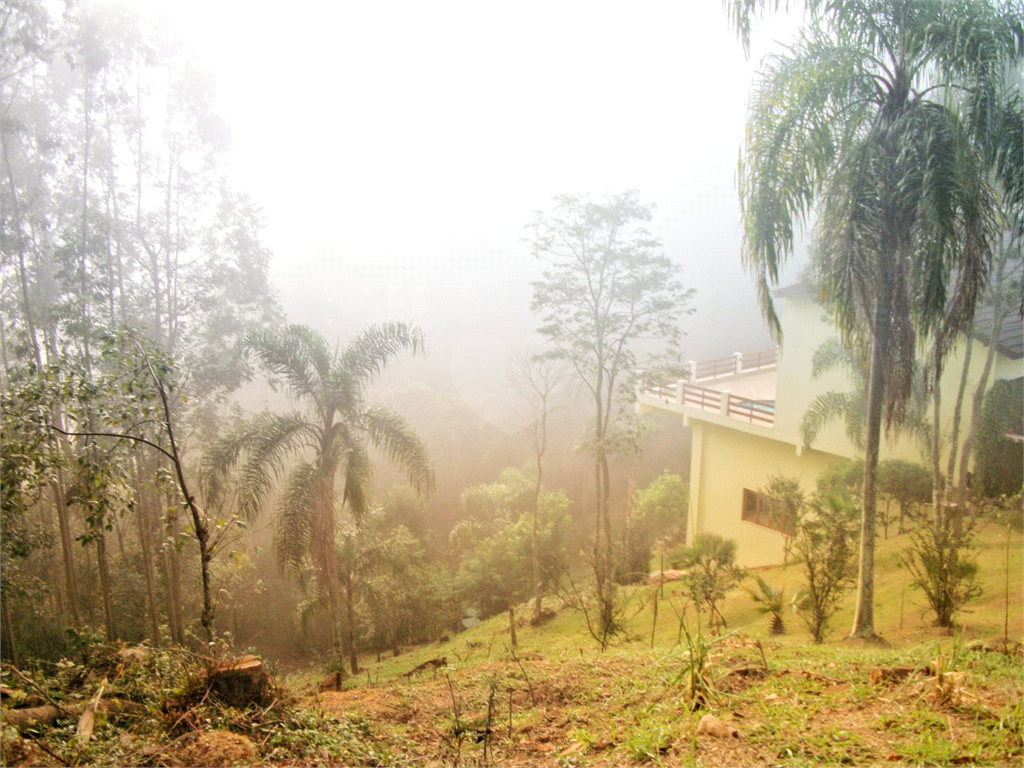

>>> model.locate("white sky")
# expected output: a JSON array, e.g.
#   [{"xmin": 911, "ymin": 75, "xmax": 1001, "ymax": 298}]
[{"xmin": 124, "ymin": 0, "xmax": 805, "ymax": 376}]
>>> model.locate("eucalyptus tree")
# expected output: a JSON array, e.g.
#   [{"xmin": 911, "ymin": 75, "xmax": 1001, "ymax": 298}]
[
  {"xmin": 730, "ymin": 0, "xmax": 1020, "ymax": 639},
  {"xmin": 204, "ymin": 323, "xmax": 434, "ymax": 654},
  {"xmin": 528, "ymin": 191, "xmax": 693, "ymax": 639},
  {"xmin": 506, "ymin": 352, "xmax": 567, "ymax": 621}
]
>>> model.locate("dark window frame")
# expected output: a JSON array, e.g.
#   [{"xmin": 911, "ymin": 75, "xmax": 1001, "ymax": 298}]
[{"xmin": 741, "ymin": 488, "xmax": 794, "ymax": 536}]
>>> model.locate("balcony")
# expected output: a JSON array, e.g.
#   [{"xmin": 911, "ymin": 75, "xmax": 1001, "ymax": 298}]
[{"xmin": 637, "ymin": 348, "xmax": 779, "ymax": 427}]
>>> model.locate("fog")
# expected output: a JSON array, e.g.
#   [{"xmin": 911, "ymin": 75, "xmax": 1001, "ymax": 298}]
[{"xmin": 133, "ymin": 0, "xmax": 808, "ymax": 415}]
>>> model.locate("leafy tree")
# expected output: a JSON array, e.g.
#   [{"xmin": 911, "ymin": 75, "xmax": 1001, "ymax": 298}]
[
  {"xmin": 618, "ymin": 472, "xmax": 688, "ymax": 584},
  {"xmin": 335, "ymin": 515, "xmax": 424, "ymax": 674},
  {"xmin": 975, "ymin": 377, "xmax": 1024, "ymax": 497},
  {"xmin": 455, "ymin": 468, "xmax": 571, "ymax": 619},
  {"xmin": 731, "ymin": 0, "xmax": 1019, "ymax": 638},
  {"xmin": 528, "ymin": 191, "xmax": 694, "ymax": 638},
  {"xmin": 204, "ymin": 323, "xmax": 433, "ymax": 654},
  {"xmin": 878, "ymin": 459, "xmax": 933, "ymax": 534},
  {"xmin": 510, "ymin": 353, "xmax": 569, "ymax": 622},
  {"xmin": 793, "ymin": 491, "xmax": 858, "ymax": 643},
  {"xmin": 761, "ymin": 473, "xmax": 806, "ymax": 565}
]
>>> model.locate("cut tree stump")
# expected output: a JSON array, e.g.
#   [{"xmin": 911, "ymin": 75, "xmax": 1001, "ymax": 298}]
[
  {"xmin": 697, "ymin": 714, "xmax": 740, "ymax": 738},
  {"xmin": 204, "ymin": 655, "xmax": 272, "ymax": 708},
  {"xmin": 869, "ymin": 665, "xmax": 929, "ymax": 686},
  {"xmin": 317, "ymin": 671, "xmax": 345, "ymax": 692}
]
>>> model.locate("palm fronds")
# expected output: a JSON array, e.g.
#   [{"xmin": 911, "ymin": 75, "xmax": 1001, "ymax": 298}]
[
  {"xmin": 240, "ymin": 325, "xmax": 332, "ymax": 405},
  {"xmin": 363, "ymin": 406, "xmax": 435, "ymax": 495},
  {"xmin": 203, "ymin": 411, "xmax": 318, "ymax": 522},
  {"xmin": 275, "ymin": 460, "xmax": 320, "ymax": 574},
  {"xmin": 338, "ymin": 323, "xmax": 426, "ymax": 387}
]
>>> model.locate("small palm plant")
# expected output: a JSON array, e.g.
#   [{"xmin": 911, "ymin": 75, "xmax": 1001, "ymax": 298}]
[{"xmin": 743, "ymin": 575, "xmax": 786, "ymax": 635}]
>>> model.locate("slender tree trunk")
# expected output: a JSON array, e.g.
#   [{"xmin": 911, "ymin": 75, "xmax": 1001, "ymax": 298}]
[
  {"xmin": 930, "ymin": 339, "xmax": 944, "ymax": 531},
  {"xmin": 51, "ymin": 470, "xmax": 81, "ymax": 628},
  {"xmin": 954, "ymin": 252, "xmax": 1010, "ymax": 529},
  {"xmin": 1, "ymin": 133, "xmax": 43, "ymax": 367},
  {"xmin": 851, "ymin": 276, "xmax": 892, "ymax": 640},
  {"xmin": 531, "ymin": 392, "xmax": 549, "ymax": 622},
  {"xmin": 96, "ymin": 533, "xmax": 116, "ymax": 640},
  {"xmin": 166, "ymin": 508, "xmax": 186, "ymax": 642},
  {"xmin": 944, "ymin": 322, "xmax": 974, "ymax": 498},
  {"xmin": 134, "ymin": 458, "xmax": 162, "ymax": 646},
  {"xmin": 1, "ymin": 594, "xmax": 17, "ymax": 664},
  {"xmin": 344, "ymin": 575, "xmax": 359, "ymax": 674}
]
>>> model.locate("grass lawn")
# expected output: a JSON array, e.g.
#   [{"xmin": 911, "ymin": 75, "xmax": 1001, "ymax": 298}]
[{"xmin": 287, "ymin": 520, "xmax": 1023, "ymax": 767}]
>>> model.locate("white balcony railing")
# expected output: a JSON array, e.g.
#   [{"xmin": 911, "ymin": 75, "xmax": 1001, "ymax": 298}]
[{"xmin": 637, "ymin": 347, "xmax": 778, "ymax": 427}]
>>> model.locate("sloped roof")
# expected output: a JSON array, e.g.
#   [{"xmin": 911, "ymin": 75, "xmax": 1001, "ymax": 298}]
[{"xmin": 971, "ymin": 304, "xmax": 1023, "ymax": 359}]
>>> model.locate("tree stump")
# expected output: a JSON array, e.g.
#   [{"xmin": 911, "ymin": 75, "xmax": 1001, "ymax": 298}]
[{"xmin": 205, "ymin": 655, "xmax": 272, "ymax": 708}]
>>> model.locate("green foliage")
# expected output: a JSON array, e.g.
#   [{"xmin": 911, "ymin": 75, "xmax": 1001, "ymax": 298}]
[
  {"xmin": 761, "ymin": 473, "xmax": 806, "ymax": 564},
  {"xmin": 977, "ymin": 377, "xmax": 1024, "ymax": 497},
  {"xmin": 793, "ymin": 491, "xmax": 858, "ymax": 643},
  {"xmin": 456, "ymin": 488, "xmax": 571, "ymax": 619},
  {"xmin": 743, "ymin": 574, "xmax": 786, "ymax": 635},
  {"xmin": 671, "ymin": 534, "xmax": 745, "ymax": 631},
  {"xmin": 624, "ymin": 721, "xmax": 673, "ymax": 764},
  {"xmin": 617, "ymin": 472, "xmax": 688, "ymax": 585},
  {"xmin": 899, "ymin": 520, "xmax": 982, "ymax": 628}
]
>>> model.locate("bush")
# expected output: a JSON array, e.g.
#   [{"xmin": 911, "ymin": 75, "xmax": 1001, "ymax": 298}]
[
  {"xmin": 793, "ymin": 491, "xmax": 857, "ymax": 643},
  {"xmin": 672, "ymin": 534, "xmax": 745, "ymax": 632},
  {"xmin": 898, "ymin": 518, "xmax": 981, "ymax": 628}
]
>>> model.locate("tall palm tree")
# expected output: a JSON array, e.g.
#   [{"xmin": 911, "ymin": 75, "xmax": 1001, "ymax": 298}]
[
  {"xmin": 730, "ymin": 0, "xmax": 1020, "ymax": 638},
  {"xmin": 203, "ymin": 323, "xmax": 433, "ymax": 655}
]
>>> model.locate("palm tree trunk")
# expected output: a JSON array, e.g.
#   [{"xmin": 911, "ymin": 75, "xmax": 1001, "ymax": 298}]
[
  {"xmin": 930, "ymin": 339, "xmax": 944, "ymax": 531},
  {"xmin": 944, "ymin": 321, "xmax": 974, "ymax": 503},
  {"xmin": 851, "ymin": 277, "xmax": 892, "ymax": 640}
]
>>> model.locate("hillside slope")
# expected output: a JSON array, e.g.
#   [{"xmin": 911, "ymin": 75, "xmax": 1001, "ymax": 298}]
[{"xmin": 297, "ymin": 520, "xmax": 1023, "ymax": 767}]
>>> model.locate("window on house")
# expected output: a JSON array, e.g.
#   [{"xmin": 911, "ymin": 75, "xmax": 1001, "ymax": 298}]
[{"xmin": 741, "ymin": 489, "xmax": 794, "ymax": 536}]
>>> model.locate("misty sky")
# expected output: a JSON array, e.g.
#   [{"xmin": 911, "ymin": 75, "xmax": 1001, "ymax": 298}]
[{"xmin": 129, "ymin": 1, "xmax": 807, "ymax": 380}]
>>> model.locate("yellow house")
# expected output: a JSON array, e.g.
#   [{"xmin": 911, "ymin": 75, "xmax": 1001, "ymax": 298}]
[{"xmin": 637, "ymin": 283, "xmax": 1024, "ymax": 567}]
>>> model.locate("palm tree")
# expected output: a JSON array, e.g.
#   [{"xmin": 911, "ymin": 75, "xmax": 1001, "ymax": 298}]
[
  {"xmin": 730, "ymin": 0, "xmax": 1019, "ymax": 639},
  {"xmin": 203, "ymin": 323, "xmax": 433, "ymax": 657}
]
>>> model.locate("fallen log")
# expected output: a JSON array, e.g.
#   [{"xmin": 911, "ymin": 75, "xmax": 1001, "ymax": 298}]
[
  {"xmin": 1, "ymin": 704, "xmax": 61, "ymax": 729},
  {"xmin": 869, "ymin": 665, "xmax": 930, "ymax": 686},
  {"xmin": 1, "ymin": 698, "xmax": 148, "ymax": 731},
  {"xmin": 402, "ymin": 657, "xmax": 448, "ymax": 677}
]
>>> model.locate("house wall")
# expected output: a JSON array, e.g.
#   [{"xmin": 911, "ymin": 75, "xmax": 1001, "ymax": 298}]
[
  {"xmin": 773, "ymin": 290, "xmax": 1020, "ymax": 466},
  {"xmin": 688, "ymin": 420, "xmax": 841, "ymax": 568},
  {"xmin": 671, "ymin": 287, "xmax": 1022, "ymax": 570}
]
